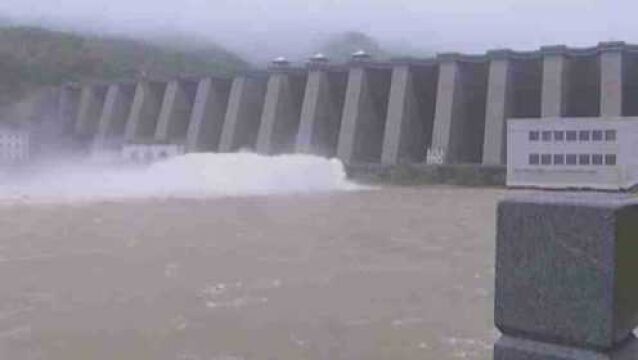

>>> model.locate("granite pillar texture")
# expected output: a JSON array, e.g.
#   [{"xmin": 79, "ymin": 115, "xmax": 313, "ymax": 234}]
[
  {"xmin": 600, "ymin": 42, "xmax": 624, "ymax": 117},
  {"xmin": 218, "ymin": 75, "xmax": 267, "ymax": 152},
  {"xmin": 186, "ymin": 78, "xmax": 231, "ymax": 152},
  {"xmin": 482, "ymin": 51, "xmax": 512, "ymax": 165},
  {"xmin": 494, "ymin": 194, "xmax": 638, "ymax": 359},
  {"xmin": 541, "ymin": 46, "xmax": 569, "ymax": 118}
]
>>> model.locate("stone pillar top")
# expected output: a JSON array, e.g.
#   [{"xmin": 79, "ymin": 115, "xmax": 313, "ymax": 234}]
[
  {"xmin": 436, "ymin": 52, "xmax": 462, "ymax": 62},
  {"xmin": 540, "ymin": 45, "xmax": 569, "ymax": 56},
  {"xmin": 390, "ymin": 57, "xmax": 437, "ymax": 67},
  {"xmin": 268, "ymin": 57, "xmax": 306, "ymax": 74},
  {"xmin": 351, "ymin": 50, "xmax": 372, "ymax": 62},
  {"xmin": 271, "ymin": 56, "xmax": 291, "ymax": 67},
  {"xmin": 309, "ymin": 53, "xmax": 329, "ymax": 63},
  {"xmin": 487, "ymin": 49, "xmax": 513, "ymax": 60},
  {"xmin": 598, "ymin": 41, "xmax": 626, "ymax": 53},
  {"xmin": 306, "ymin": 53, "xmax": 343, "ymax": 71}
]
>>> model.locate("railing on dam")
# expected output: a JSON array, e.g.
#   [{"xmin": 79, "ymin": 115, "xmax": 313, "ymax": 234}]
[{"xmin": 55, "ymin": 41, "xmax": 638, "ymax": 166}]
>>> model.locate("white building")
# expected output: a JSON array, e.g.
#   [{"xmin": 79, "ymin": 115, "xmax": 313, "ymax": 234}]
[
  {"xmin": 0, "ymin": 127, "xmax": 30, "ymax": 164},
  {"xmin": 121, "ymin": 144, "xmax": 185, "ymax": 164},
  {"xmin": 507, "ymin": 117, "xmax": 637, "ymax": 190}
]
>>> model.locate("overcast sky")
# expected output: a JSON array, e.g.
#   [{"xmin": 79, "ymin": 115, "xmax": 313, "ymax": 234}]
[{"xmin": 0, "ymin": 0, "xmax": 632, "ymax": 62}]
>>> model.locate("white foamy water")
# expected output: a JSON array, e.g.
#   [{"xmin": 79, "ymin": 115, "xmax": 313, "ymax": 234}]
[{"xmin": 0, "ymin": 153, "xmax": 359, "ymax": 203}]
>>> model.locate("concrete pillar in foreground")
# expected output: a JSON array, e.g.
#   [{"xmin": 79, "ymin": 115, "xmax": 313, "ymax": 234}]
[
  {"xmin": 75, "ymin": 85, "xmax": 104, "ymax": 137},
  {"xmin": 430, "ymin": 54, "xmax": 464, "ymax": 164},
  {"xmin": 381, "ymin": 63, "xmax": 425, "ymax": 165},
  {"xmin": 482, "ymin": 50, "xmax": 512, "ymax": 165},
  {"xmin": 125, "ymin": 81, "xmax": 164, "ymax": 142},
  {"xmin": 186, "ymin": 77, "xmax": 231, "ymax": 152},
  {"xmin": 296, "ymin": 56, "xmax": 344, "ymax": 157},
  {"xmin": 218, "ymin": 74, "xmax": 267, "ymax": 152},
  {"xmin": 600, "ymin": 42, "xmax": 624, "ymax": 117},
  {"xmin": 494, "ymin": 194, "xmax": 638, "ymax": 359},
  {"xmin": 541, "ymin": 46, "xmax": 569, "ymax": 118},
  {"xmin": 93, "ymin": 84, "xmax": 131, "ymax": 150},
  {"xmin": 256, "ymin": 60, "xmax": 306, "ymax": 155},
  {"xmin": 155, "ymin": 80, "xmax": 193, "ymax": 143}
]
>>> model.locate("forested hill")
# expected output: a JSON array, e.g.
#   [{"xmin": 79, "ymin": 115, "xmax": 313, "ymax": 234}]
[{"xmin": 0, "ymin": 26, "xmax": 251, "ymax": 106}]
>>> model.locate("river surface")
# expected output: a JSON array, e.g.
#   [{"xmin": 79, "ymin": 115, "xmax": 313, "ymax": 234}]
[{"xmin": 0, "ymin": 186, "xmax": 506, "ymax": 360}]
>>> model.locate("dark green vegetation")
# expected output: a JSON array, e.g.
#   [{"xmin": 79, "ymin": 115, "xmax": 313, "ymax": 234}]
[{"xmin": 0, "ymin": 26, "xmax": 250, "ymax": 106}]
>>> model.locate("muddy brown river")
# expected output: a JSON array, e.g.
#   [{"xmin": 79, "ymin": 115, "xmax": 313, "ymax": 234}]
[{"xmin": 0, "ymin": 187, "xmax": 506, "ymax": 360}]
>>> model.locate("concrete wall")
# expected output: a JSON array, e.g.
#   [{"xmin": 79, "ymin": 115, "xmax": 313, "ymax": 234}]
[
  {"xmin": 75, "ymin": 84, "xmax": 108, "ymax": 140},
  {"xmin": 218, "ymin": 74, "xmax": 268, "ymax": 152},
  {"xmin": 93, "ymin": 83, "xmax": 135, "ymax": 150},
  {"xmin": 296, "ymin": 64, "xmax": 348, "ymax": 158},
  {"xmin": 124, "ymin": 81, "xmax": 167, "ymax": 143},
  {"xmin": 382, "ymin": 62, "xmax": 438, "ymax": 164},
  {"xmin": 59, "ymin": 42, "xmax": 638, "ymax": 167},
  {"xmin": 256, "ymin": 68, "xmax": 307, "ymax": 155},
  {"xmin": 155, "ymin": 79, "xmax": 198, "ymax": 144},
  {"xmin": 186, "ymin": 77, "xmax": 232, "ymax": 152},
  {"xmin": 337, "ymin": 62, "xmax": 392, "ymax": 163}
]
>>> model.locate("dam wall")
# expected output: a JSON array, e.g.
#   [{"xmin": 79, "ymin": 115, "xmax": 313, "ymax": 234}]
[{"xmin": 56, "ymin": 42, "xmax": 636, "ymax": 166}]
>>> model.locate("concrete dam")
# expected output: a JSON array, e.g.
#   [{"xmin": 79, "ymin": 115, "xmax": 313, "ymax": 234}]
[{"xmin": 54, "ymin": 41, "xmax": 634, "ymax": 167}]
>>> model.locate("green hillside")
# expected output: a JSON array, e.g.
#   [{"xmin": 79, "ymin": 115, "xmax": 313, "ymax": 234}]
[{"xmin": 0, "ymin": 26, "xmax": 250, "ymax": 106}]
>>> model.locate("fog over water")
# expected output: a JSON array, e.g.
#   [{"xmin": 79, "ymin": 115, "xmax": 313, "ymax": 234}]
[
  {"xmin": 0, "ymin": 153, "xmax": 359, "ymax": 203},
  {"xmin": 0, "ymin": 0, "xmax": 633, "ymax": 62}
]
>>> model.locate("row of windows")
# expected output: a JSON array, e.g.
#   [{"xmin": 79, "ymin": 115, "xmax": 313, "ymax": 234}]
[
  {"xmin": 529, "ymin": 153, "xmax": 617, "ymax": 166},
  {"xmin": 0, "ymin": 143, "xmax": 27, "ymax": 148},
  {"xmin": 529, "ymin": 130, "xmax": 616, "ymax": 142}
]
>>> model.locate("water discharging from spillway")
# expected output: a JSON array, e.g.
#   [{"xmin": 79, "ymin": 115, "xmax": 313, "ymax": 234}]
[{"xmin": 0, "ymin": 153, "xmax": 360, "ymax": 203}]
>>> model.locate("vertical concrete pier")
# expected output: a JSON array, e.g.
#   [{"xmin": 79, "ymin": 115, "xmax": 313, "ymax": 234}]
[
  {"xmin": 541, "ymin": 46, "xmax": 569, "ymax": 117},
  {"xmin": 431, "ymin": 54, "xmax": 463, "ymax": 164},
  {"xmin": 218, "ymin": 74, "xmax": 268, "ymax": 152},
  {"xmin": 494, "ymin": 195, "xmax": 638, "ymax": 359},
  {"xmin": 124, "ymin": 81, "xmax": 166, "ymax": 142},
  {"xmin": 186, "ymin": 77, "xmax": 232, "ymax": 152},
  {"xmin": 337, "ymin": 56, "xmax": 392, "ymax": 164},
  {"xmin": 381, "ymin": 62, "xmax": 438, "ymax": 164},
  {"xmin": 155, "ymin": 79, "xmax": 197, "ymax": 143},
  {"xmin": 75, "ymin": 85, "xmax": 107, "ymax": 139},
  {"xmin": 256, "ymin": 60, "xmax": 307, "ymax": 155},
  {"xmin": 600, "ymin": 42, "xmax": 624, "ymax": 117},
  {"xmin": 431, "ymin": 54, "xmax": 488, "ymax": 164},
  {"xmin": 482, "ymin": 50, "xmax": 512, "ymax": 165},
  {"xmin": 296, "ymin": 56, "xmax": 347, "ymax": 157},
  {"xmin": 94, "ymin": 83, "xmax": 134, "ymax": 150},
  {"xmin": 58, "ymin": 84, "xmax": 81, "ymax": 133}
]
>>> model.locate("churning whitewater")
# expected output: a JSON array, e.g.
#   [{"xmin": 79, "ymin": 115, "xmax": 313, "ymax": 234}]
[{"xmin": 0, "ymin": 153, "xmax": 359, "ymax": 203}]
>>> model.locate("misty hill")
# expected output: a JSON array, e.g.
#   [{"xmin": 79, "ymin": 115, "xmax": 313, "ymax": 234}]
[
  {"xmin": 315, "ymin": 32, "xmax": 389, "ymax": 62},
  {"xmin": 0, "ymin": 26, "xmax": 250, "ymax": 106}
]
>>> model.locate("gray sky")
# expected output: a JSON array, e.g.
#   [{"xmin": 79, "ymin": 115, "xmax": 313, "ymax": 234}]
[{"xmin": 0, "ymin": 0, "xmax": 632, "ymax": 62}]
